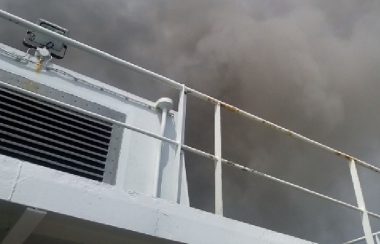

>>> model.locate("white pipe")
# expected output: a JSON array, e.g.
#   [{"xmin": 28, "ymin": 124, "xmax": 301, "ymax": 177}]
[
  {"xmin": 344, "ymin": 231, "xmax": 380, "ymax": 244},
  {"xmin": 349, "ymin": 159, "xmax": 374, "ymax": 244},
  {"xmin": 152, "ymin": 98, "xmax": 173, "ymax": 198},
  {"xmin": 0, "ymin": 9, "xmax": 181, "ymax": 90},
  {"xmin": 152, "ymin": 107, "xmax": 168, "ymax": 198},
  {"xmin": 1, "ymin": 9, "xmax": 380, "ymax": 176},
  {"xmin": 0, "ymin": 80, "xmax": 178, "ymax": 146},
  {"xmin": 214, "ymin": 103, "xmax": 223, "ymax": 215}
]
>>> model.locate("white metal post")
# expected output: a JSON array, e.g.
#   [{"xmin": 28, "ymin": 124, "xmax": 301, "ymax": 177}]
[
  {"xmin": 3, "ymin": 207, "xmax": 46, "ymax": 244},
  {"xmin": 175, "ymin": 85, "xmax": 187, "ymax": 203},
  {"xmin": 214, "ymin": 103, "xmax": 223, "ymax": 215},
  {"xmin": 152, "ymin": 108, "xmax": 168, "ymax": 197},
  {"xmin": 349, "ymin": 159, "xmax": 374, "ymax": 244},
  {"xmin": 153, "ymin": 98, "xmax": 173, "ymax": 198}
]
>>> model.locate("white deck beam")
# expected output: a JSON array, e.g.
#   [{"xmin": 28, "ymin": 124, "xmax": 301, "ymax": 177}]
[{"xmin": 2, "ymin": 207, "xmax": 46, "ymax": 244}]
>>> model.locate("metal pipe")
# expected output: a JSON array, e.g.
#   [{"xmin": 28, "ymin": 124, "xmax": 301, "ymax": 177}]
[
  {"xmin": 220, "ymin": 157, "xmax": 365, "ymax": 214},
  {"xmin": 186, "ymin": 87, "xmax": 380, "ymax": 175},
  {"xmin": 1, "ymin": 9, "xmax": 380, "ymax": 176},
  {"xmin": 0, "ymin": 80, "xmax": 179, "ymax": 147},
  {"xmin": 152, "ymin": 98, "xmax": 171, "ymax": 198},
  {"xmin": 174, "ymin": 85, "xmax": 187, "ymax": 203},
  {"xmin": 0, "ymin": 9, "xmax": 182, "ymax": 90},
  {"xmin": 348, "ymin": 159, "xmax": 374, "ymax": 244},
  {"xmin": 344, "ymin": 231, "xmax": 380, "ymax": 244},
  {"xmin": 214, "ymin": 103, "xmax": 223, "ymax": 215},
  {"xmin": 180, "ymin": 144, "xmax": 365, "ymax": 215},
  {"xmin": 369, "ymin": 211, "xmax": 380, "ymax": 220}
]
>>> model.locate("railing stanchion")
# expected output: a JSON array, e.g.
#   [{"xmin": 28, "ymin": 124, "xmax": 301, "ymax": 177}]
[
  {"xmin": 153, "ymin": 98, "xmax": 171, "ymax": 198},
  {"xmin": 175, "ymin": 85, "xmax": 188, "ymax": 203},
  {"xmin": 214, "ymin": 102, "xmax": 223, "ymax": 215},
  {"xmin": 349, "ymin": 159, "xmax": 374, "ymax": 244}
]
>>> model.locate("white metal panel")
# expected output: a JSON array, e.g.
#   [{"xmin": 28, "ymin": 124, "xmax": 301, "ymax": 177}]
[
  {"xmin": 5, "ymin": 159, "xmax": 313, "ymax": 244},
  {"xmin": 0, "ymin": 44, "xmax": 182, "ymax": 201}
]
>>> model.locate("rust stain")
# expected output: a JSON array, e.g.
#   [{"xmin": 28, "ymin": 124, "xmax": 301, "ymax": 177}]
[
  {"xmin": 22, "ymin": 80, "xmax": 39, "ymax": 93},
  {"xmin": 206, "ymin": 97, "xmax": 218, "ymax": 105},
  {"xmin": 35, "ymin": 59, "xmax": 43, "ymax": 73},
  {"xmin": 335, "ymin": 152, "xmax": 352, "ymax": 161},
  {"xmin": 220, "ymin": 102, "xmax": 239, "ymax": 113}
]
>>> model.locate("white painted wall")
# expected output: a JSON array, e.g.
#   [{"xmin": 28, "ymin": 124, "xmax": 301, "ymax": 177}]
[
  {"xmin": 0, "ymin": 156, "xmax": 313, "ymax": 244},
  {"xmin": 0, "ymin": 44, "xmax": 313, "ymax": 243},
  {"xmin": 0, "ymin": 43, "xmax": 188, "ymax": 204}
]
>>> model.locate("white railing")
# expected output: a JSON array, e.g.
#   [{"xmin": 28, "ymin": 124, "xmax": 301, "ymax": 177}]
[{"xmin": 1, "ymin": 9, "xmax": 379, "ymax": 243}]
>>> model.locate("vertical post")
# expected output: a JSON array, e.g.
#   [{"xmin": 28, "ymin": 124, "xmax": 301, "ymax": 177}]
[
  {"xmin": 153, "ymin": 98, "xmax": 173, "ymax": 198},
  {"xmin": 175, "ymin": 85, "xmax": 187, "ymax": 203},
  {"xmin": 3, "ymin": 207, "xmax": 46, "ymax": 244},
  {"xmin": 214, "ymin": 102, "xmax": 223, "ymax": 215},
  {"xmin": 375, "ymin": 234, "xmax": 380, "ymax": 244},
  {"xmin": 349, "ymin": 159, "xmax": 374, "ymax": 244}
]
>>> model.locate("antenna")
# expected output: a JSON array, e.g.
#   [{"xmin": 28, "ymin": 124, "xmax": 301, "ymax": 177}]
[{"xmin": 23, "ymin": 19, "xmax": 68, "ymax": 59}]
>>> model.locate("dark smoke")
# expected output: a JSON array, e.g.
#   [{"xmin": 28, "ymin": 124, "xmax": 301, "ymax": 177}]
[{"xmin": 1, "ymin": 0, "xmax": 380, "ymax": 243}]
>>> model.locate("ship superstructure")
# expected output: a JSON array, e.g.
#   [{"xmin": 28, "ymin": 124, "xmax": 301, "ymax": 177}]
[{"xmin": 0, "ymin": 9, "xmax": 379, "ymax": 244}]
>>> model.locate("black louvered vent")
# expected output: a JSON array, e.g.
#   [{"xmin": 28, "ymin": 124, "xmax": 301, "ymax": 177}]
[{"xmin": 0, "ymin": 85, "xmax": 114, "ymax": 182}]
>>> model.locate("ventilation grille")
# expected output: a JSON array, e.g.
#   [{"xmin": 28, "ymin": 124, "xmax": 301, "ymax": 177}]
[{"xmin": 0, "ymin": 85, "xmax": 115, "ymax": 182}]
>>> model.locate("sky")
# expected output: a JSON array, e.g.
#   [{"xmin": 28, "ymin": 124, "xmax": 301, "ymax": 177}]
[{"xmin": 1, "ymin": 0, "xmax": 380, "ymax": 243}]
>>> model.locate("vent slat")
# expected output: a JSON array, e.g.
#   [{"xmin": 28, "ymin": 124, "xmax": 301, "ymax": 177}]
[
  {"xmin": 0, "ymin": 146, "xmax": 104, "ymax": 180},
  {"xmin": 0, "ymin": 121, "xmax": 108, "ymax": 160},
  {"xmin": 0, "ymin": 87, "xmax": 112, "ymax": 134},
  {"xmin": 0, "ymin": 106, "xmax": 111, "ymax": 145},
  {"xmin": 0, "ymin": 92, "xmax": 112, "ymax": 137},
  {"xmin": 0, "ymin": 86, "xmax": 112, "ymax": 129},
  {"xmin": 0, "ymin": 130, "xmax": 106, "ymax": 166},
  {"xmin": 0, "ymin": 115, "xmax": 109, "ymax": 152},
  {"xmin": 0, "ymin": 138, "xmax": 105, "ymax": 172}
]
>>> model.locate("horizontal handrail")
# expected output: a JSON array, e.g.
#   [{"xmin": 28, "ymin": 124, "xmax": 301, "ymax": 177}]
[
  {"xmin": 1, "ymin": 9, "xmax": 380, "ymax": 242},
  {"xmin": 0, "ymin": 9, "xmax": 379, "ymax": 176},
  {"xmin": 344, "ymin": 231, "xmax": 380, "ymax": 244}
]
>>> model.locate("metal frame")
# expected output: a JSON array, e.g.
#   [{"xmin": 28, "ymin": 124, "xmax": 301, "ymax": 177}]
[
  {"xmin": 1, "ymin": 9, "xmax": 380, "ymax": 242},
  {"xmin": 0, "ymin": 70, "xmax": 125, "ymax": 184},
  {"xmin": 152, "ymin": 107, "xmax": 168, "ymax": 197},
  {"xmin": 174, "ymin": 85, "xmax": 187, "ymax": 203},
  {"xmin": 349, "ymin": 159, "xmax": 374, "ymax": 244}
]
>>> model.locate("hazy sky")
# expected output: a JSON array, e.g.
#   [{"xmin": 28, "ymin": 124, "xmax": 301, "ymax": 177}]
[{"xmin": 1, "ymin": 1, "xmax": 380, "ymax": 243}]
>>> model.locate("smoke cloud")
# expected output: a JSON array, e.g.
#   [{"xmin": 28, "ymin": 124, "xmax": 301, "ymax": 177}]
[{"xmin": 1, "ymin": 0, "xmax": 380, "ymax": 243}]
